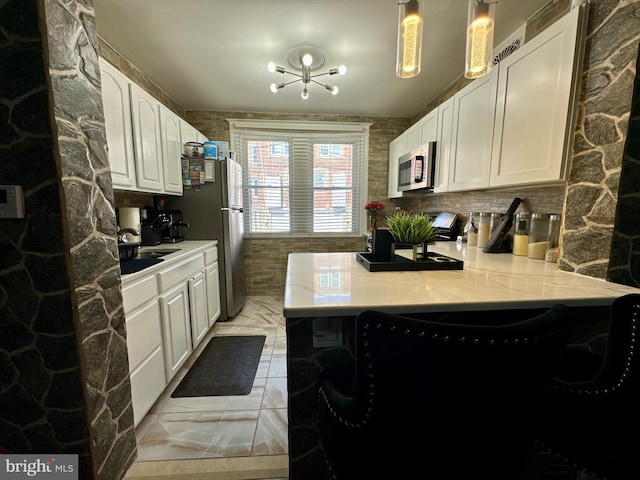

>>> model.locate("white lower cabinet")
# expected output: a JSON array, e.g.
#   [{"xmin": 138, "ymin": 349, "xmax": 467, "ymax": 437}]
[
  {"xmin": 204, "ymin": 246, "xmax": 221, "ymax": 326},
  {"xmin": 123, "ymin": 243, "xmax": 219, "ymax": 420},
  {"xmin": 188, "ymin": 270, "xmax": 209, "ymax": 348},
  {"xmin": 122, "ymin": 275, "xmax": 165, "ymax": 427},
  {"xmin": 157, "ymin": 250, "xmax": 210, "ymax": 380},
  {"xmin": 129, "ymin": 345, "xmax": 165, "ymax": 426},
  {"xmin": 159, "ymin": 282, "xmax": 193, "ymax": 380}
]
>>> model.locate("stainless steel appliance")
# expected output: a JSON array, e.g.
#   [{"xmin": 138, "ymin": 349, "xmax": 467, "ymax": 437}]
[
  {"xmin": 164, "ymin": 156, "xmax": 246, "ymax": 320},
  {"xmin": 398, "ymin": 142, "xmax": 436, "ymax": 192}
]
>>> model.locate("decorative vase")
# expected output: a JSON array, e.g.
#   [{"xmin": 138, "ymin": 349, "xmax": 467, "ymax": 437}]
[{"xmin": 368, "ymin": 212, "xmax": 378, "ymax": 231}]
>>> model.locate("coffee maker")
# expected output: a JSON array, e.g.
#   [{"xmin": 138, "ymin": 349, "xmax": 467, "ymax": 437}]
[
  {"xmin": 161, "ymin": 210, "xmax": 190, "ymax": 243},
  {"xmin": 140, "ymin": 208, "xmax": 170, "ymax": 246}
]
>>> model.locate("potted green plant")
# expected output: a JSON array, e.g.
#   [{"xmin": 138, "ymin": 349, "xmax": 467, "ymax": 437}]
[{"xmin": 385, "ymin": 211, "xmax": 437, "ymax": 261}]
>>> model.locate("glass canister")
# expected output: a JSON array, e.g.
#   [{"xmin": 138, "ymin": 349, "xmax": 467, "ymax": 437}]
[
  {"xmin": 477, "ymin": 212, "xmax": 491, "ymax": 247},
  {"xmin": 512, "ymin": 213, "xmax": 530, "ymax": 256},
  {"xmin": 528, "ymin": 213, "xmax": 551, "ymax": 259},
  {"xmin": 545, "ymin": 214, "xmax": 561, "ymax": 263},
  {"xmin": 466, "ymin": 212, "xmax": 479, "ymax": 246}
]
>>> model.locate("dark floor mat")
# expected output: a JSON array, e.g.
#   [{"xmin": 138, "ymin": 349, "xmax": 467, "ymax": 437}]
[{"xmin": 171, "ymin": 335, "xmax": 266, "ymax": 397}]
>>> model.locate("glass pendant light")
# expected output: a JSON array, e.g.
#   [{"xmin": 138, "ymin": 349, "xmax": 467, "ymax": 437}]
[
  {"xmin": 465, "ymin": 0, "xmax": 495, "ymax": 79},
  {"xmin": 396, "ymin": 0, "xmax": 423, "ymax": 79}
]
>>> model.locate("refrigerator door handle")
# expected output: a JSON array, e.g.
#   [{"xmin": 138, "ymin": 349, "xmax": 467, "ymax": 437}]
[{"xmin": 221, "ymin": 206, "xmax": 244, "ymax": 213}]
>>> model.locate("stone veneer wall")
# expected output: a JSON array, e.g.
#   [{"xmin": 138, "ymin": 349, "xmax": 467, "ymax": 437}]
[
  {"xmin": 0, "ymin": 0, "xmax": 92, "ymax": 471},
  {"xmin": 0, "ymin": 0, "xmax": 136, "ymax": 479},
  {"xmin": 561, "ymin": 0, "xmax": 640, "ymax": 278}
]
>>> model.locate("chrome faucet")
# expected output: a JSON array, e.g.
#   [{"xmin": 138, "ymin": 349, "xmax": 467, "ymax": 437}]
[{"xmin": 117, "ymin": 227, "xmax": 140, "ymax": 243}]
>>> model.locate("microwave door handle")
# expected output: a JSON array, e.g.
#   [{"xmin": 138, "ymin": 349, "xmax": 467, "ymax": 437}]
[{"xmin": 415, "ymin": 156, "xmax": 425, "ymax": 182}]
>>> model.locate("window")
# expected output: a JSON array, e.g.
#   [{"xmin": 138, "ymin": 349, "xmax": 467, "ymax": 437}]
[{"xmin": 229, "ymin": 120, "xmax": 370, "ymax": 235}]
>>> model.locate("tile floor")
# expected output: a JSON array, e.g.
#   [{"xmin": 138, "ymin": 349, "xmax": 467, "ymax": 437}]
[{"xmin": 124, "ymin": 296, "xmax": 289, "ymax": 480}]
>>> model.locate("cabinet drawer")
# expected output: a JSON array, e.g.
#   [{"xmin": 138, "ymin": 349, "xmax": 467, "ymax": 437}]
[
  {"xmin": 126, "ymin": 300, "xmax": 162, "ymax": 370},
  {"xmin": 122, "ymin": 274, "xmax": 158, "ymax": 312},
  {"xmin": 157, "ymin": 255, "xmax": 205, "ymax": 292},
  {"xmin": 130, "ymin": 346, "xmax": 166, "ymax": 426},
  {"xmin": 204, "ymin": 246, "xmax": 218, "ymax": 265}
]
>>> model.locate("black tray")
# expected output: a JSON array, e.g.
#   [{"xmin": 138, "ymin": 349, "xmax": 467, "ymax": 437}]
[{"xmin": 356, "ymin": 252, "xmax": 464, "ymax": 272}]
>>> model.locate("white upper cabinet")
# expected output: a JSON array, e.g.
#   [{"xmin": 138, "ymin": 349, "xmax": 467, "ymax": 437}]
[
  {"xmin": 180, "ymin": 120, "xmax": 198, "ymax": 146},
  {"xmin": 197, "ymin": 130, "xmax": 209, "ymax": 143},
  {"xmin": 130, "ymin": 83, "xmax": 164, "ymax": 192},
  {"xmin": 434, "ymin": 96, "xmax": 454, "ymax": 193},
  {"xmin": 448, "ymin": 67, "xmax": 498, "ymax": 192},
  {"xmin": 418, "ymin": 108, "xmax": 438, "ymax": 143},
  {"xmin": 159, "ymin": 105, "xmax": 184, "ymax": 195},
  {"xmin": 404, "ymin": 123, "xmax": 421, "ymax": 153},
  {"xmin": 99, "ymin": 59, "xmax": 137, "ymax": 190},
  {"xmin": 489, "ymin": 6, "xmax": 584, "ymax": 187}
]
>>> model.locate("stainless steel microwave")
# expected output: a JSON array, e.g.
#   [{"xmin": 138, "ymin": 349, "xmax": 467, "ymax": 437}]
[{"xmin": 397, "ymin": 142, "xmax": 436, "ymax": 192}]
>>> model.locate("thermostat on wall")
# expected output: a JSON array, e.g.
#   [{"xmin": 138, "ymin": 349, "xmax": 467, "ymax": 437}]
[{"xmin": 0, "ymin": 185, "xmax": 25, "ymax": 219}]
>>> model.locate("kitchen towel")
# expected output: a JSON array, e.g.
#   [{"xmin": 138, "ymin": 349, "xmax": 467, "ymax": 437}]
[{"xmin": 171, "ymin": 335, "xmax": 266, "ymax": 397}]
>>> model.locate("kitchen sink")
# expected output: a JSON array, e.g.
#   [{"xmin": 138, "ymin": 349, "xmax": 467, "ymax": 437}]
[
  {"xmin": 120, "ymin": 258, "xmax": 164, "ymax": 275},
  {"xmin": 120, "ymin": 249, "xmax": 181, "ymax": 275},
  {"xmin": 135, "ymin": 249, "xmax": 181, "ymax": 260}
]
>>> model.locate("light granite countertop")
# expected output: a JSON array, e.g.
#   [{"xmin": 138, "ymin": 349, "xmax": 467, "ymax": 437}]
[
  {"xmin": 119, "ymin": 240, "xmax": 217, "ymax": 285},
  {"xmin": 283, "ymin": 241, "xmax": 640, "ymax": 317}
]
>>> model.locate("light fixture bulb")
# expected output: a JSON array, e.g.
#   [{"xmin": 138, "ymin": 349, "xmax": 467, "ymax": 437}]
[
  {"xmin": 302, "ymin": 53, "xmax": 313, "ymax": 67},
  {"xmin": 267, "ymin": 62, "xmax": 276, "ymax": 73},
  {"xmin": 465, "ymin": 0, "xmax": 495, "ymax": 79},
  {"xmin": 301, "ymin": 87, "xmax": 309, "ymax": 100},
  {"xmin": 338, "ymin": 65, "xmax": 347, "ymax": 75},
  {"xmin": 270, "ymin": 82, "xmax": 284, "ymax": 93},
  {"xmin": 331, "ymin": 85, "xmax": 339, "ymax": 95},
  {"xmin": 396, "ymin": 0, "xmax": 423, "ymax": 79}
]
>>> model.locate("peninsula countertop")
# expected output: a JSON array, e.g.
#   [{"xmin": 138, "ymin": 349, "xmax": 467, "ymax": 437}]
[{"xmin": 283, "ymin": 242, "xmax": 640, "ymax": 318}]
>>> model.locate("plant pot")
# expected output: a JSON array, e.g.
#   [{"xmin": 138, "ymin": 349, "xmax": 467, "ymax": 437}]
[{"xmin": 391, "ymin": 242, "xmax": 428, "ymax": 262}]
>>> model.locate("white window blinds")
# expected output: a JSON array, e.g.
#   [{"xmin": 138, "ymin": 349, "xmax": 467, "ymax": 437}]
[{"xmin": 229, "ymin": 120, "xmax": 370, "ymax": 235}]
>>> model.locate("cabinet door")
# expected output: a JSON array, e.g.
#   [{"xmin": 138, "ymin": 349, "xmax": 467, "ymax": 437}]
[
  {"xmin": 180, "ymin": 119, "xmax": 198, "ymax": 146},
  {"xmin": 448, "ymin": 68, "xmax": 498, "ymax": 192},
  {"xmin": 130, "ymin": 346, "xmax": 166, "ymax": 426},
  {"xmin": 188, "ymin": 270, "xmax": 209, "ymax": 348},
  {"xmin": 434, "ymin": 96, "xmax": 455, "ymax": 193},
  {"xmin": 99, "ymin": 59, "xmax": 137, "ymax": 190},
  {"xmin": 404, "ymin": 123, "xmax": 420, "ymax": 152},
  {"xmin": 130, "ymin": 83, "xmax": 164, "ymax": 192},
  {"xmin": 206, "ymin": 261, "xmax": 221, "ymax": 326},
  {"xmin": 418, "ymin": 108, "xmax": 438, "ymax": 144},
  {"xmin": 160, "ymin": 283, "xmax": 192, "ymax": 380},
  {"xmin": 489, "ymin": 7, "xmax": 583, "ymax": 187},
  {"xmin": 159, "ymin": 105, "xmax": 184, "ymax": 195},
  {"xmin": 196, "ymin": 130, "xmax": 208, "ymax": 143},
  {"xmin": 387, "ymin": 134, "xmax": 405, "ymax": 199}
]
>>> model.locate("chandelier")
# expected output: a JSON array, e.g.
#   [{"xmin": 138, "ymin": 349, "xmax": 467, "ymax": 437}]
[{"xmin": 267, "ymin": 46, "xmax": 346, "ymax": 100}]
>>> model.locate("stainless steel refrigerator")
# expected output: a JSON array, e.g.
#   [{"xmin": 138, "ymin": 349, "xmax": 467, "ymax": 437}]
[{"xmin": 165, "ymin": 156, "xmax": 246, "ymax": 320}]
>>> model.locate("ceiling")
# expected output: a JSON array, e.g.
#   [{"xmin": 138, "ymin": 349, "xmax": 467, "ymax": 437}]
[{"xmin": 93, "ymin": 0, "xmax": 551, "ymax": 118}]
